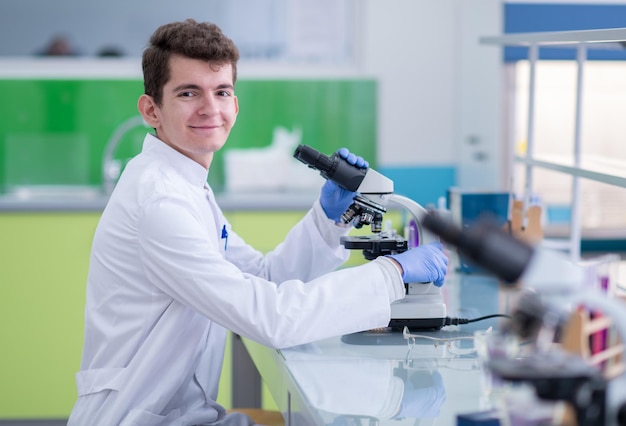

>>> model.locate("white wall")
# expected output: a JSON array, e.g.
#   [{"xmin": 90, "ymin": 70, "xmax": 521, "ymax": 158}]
[
  {"xmin": 454, "ymin": 0, "xmax": 505, "ymax": 189},
  {"xmin": 360, "ymin": 0, "xmax": 504, "ymax": 189},
  {"xmin": 360, "ymin": 1, "xmax": 457, "ymax": 166}
]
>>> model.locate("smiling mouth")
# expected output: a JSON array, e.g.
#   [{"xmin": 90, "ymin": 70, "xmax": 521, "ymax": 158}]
[{"xmin": 190, "ymin": 124, "xmax": 221, "ymax": 130}]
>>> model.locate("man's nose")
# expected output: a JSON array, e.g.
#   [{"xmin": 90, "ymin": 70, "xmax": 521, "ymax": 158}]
[{"xmin": 198, "ymin": 95, "xmax": 218, "ymax": 115}]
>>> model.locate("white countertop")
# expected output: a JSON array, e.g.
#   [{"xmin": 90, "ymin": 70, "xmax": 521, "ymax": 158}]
[{"xmin": 0, "ymin": 188, "xmax": 319, "ymax": 212}]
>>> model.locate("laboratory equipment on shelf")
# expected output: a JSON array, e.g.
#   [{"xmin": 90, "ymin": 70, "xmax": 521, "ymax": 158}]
[
  {"xmin": 422, "ymin": 211, "xmax": 626, "ymax": 426},
  {"xmin": 293, "ymin": 144, "xmax": 446, "ymax": 331}
]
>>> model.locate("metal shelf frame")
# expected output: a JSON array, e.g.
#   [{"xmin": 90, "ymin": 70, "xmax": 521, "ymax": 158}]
[{"xmin": 481, "ymin": 28, "xmax": 626, "ymax": 261}]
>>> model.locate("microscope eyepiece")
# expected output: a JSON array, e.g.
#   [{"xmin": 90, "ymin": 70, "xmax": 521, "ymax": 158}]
[
  {"xmin": 293, "ymin": 145, "xmax": 335, "ymax": 173},
  {"xmin": 293, "ymin": 144, "xmax": 367, "ymax": 192}
]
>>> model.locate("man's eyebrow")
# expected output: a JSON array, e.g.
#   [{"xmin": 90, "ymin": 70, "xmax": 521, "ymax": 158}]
[
  {"xmin": 172, "ymin": 83, "xmax": 201, "ymax": 93},
  {"xmin": 215, "ymin": 83, "xmax": 234, "ymax": 90},
  {"xmin": 171, "ymin": 83, "xmax": 234, "ymax": 92}
]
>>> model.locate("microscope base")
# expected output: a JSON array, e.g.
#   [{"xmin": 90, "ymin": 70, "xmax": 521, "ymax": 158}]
[
  {"xmin": 389, "ymin": 292, "xmax": 447, "ymax": 331},
  {"xmin": 388, "ymin": 317, "xmax": 446, "ymax": 331}
]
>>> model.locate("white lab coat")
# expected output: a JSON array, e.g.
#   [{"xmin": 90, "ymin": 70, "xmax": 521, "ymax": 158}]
[{"xmin": 68, "ymin": 133, "xmax": 404, "ymax": 426}]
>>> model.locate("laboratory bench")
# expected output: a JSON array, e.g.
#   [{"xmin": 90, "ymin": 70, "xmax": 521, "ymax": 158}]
[
  {"xmin": 242, "ymin": 267, "xmax": 516, "ymax": 425},
  {"xmin": 241, "ymin": 247, "xmax": 626, "ymax": 425}
]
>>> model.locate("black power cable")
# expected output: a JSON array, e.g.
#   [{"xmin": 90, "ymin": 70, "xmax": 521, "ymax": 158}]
[{"xmin": 443, "ymin": 313, "xmax": 512, "ymax": 327}]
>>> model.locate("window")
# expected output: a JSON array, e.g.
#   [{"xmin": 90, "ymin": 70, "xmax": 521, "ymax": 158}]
[{"xmin": 510, "ymin": 60, "xmax": 626, "ymax": 237}]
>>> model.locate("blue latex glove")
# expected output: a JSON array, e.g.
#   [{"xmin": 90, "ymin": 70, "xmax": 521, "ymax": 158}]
[
  {"xmin": 319, "ymin": 148, "xmax": 369, "ymax": 223},
  {"xmin": 387, "ymin": 242, "xmax": 448, "ymax": 286}
]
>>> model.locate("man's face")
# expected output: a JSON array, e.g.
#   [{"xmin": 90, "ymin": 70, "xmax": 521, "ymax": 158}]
[{"xmin": 139, "ymin": 54, "xmax": 239, "ymax": 168}]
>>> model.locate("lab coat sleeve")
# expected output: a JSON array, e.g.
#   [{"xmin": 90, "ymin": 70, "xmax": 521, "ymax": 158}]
[
  {"xmin": 138, "ymin": 195, "xmax": 405, "ymax": 349},
  {"xmin": 223, "ymin": 199, "xmax": 350, "ymax": 283}
]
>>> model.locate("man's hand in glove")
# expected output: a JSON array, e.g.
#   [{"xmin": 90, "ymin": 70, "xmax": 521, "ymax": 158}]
[
  {"xmin": 319, "ymin": 148, "xmax": 369, "ymax": 223},
  {"xmin": 387, "ymin": 242, "xmax": 448, "ymax": 286}
]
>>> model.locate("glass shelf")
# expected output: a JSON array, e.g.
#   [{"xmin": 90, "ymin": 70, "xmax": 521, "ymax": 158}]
[
  {"xmin": 515, "ymin": 154, "xmax": 626, "ymax": 188},
  {"xmin": 480, "ymin": 27, "xmax": 626, "ymax": 47}
]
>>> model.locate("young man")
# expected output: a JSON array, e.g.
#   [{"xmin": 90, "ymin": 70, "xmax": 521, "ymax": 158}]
[{"xmin": 69, "ymin": 19, "xmax": 448, "ymax": 426}]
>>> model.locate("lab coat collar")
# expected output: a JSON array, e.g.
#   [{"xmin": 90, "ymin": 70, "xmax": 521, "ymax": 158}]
[{"xmin": 142, "ymin": 133, "xmax": 210, "ymax": 189}]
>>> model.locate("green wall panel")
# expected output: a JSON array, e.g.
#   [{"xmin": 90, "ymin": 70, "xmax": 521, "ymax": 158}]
[
  {"xmin": 0, "ymin": 79, "xmax": 376, "ymax": 193},
  {"xmin": 0, "ymin": 213, "xmax": 98, "ymax": 418},
  {"xmin": 0, "ymin": 80, "xmax": 144, "ymax": 191}
]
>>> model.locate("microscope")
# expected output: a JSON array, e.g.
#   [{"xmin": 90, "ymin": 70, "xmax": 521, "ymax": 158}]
[
  {"xmin": 293, "ymin": 145, "xmax": 447, "ymax": 331},
  {"xmin": 421, "ymin": 211, "xmax": 626, "ymax": 426}
]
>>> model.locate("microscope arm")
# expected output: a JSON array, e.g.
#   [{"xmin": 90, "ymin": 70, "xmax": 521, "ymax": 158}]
[{"xmin": 388, "ymin": 194, "xmax": 438, "ymax": 246}]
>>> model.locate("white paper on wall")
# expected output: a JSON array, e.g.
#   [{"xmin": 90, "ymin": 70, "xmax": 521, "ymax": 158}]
[{"xmin": 224, "ymin": 126, "xmax": 324, "ymax": 193}]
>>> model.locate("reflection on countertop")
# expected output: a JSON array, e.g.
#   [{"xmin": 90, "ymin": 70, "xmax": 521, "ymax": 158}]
[{"xmin": 0, "ymin": 186, "xmax": 320, "ymax": 212}]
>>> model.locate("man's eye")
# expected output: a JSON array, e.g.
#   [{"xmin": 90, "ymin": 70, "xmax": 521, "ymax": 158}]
[
  {"xmin": 217, "ymin": 90, "xmax": 231, "ymax": 97},
  {"xmin": 179, "ymin": 91, "xmax": 194, "ymax": 97}
]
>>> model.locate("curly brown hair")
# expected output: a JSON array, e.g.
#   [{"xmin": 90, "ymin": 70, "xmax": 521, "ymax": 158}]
[{"xmin": 142, "ymin": 19, "xmax": 240, "ymax": 105}]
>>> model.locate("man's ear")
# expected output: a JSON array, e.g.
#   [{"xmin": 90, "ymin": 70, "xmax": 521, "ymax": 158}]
[
  {"xmin": 137, "ymin": 94, "xmax": 159, "ymax": 128},
  {"xmin": 232, "ymin": 95, "xmax": 239, "ymax": 126}
]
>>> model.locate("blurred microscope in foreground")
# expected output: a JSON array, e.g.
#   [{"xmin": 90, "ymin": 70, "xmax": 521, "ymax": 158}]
[
  {"xmin": 422, "ymin": 211, "xmax": 626, "ymax": 426},
  {"xmin": 293, "ymin": 144, "xmax": 446, "ymax": 331}
]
